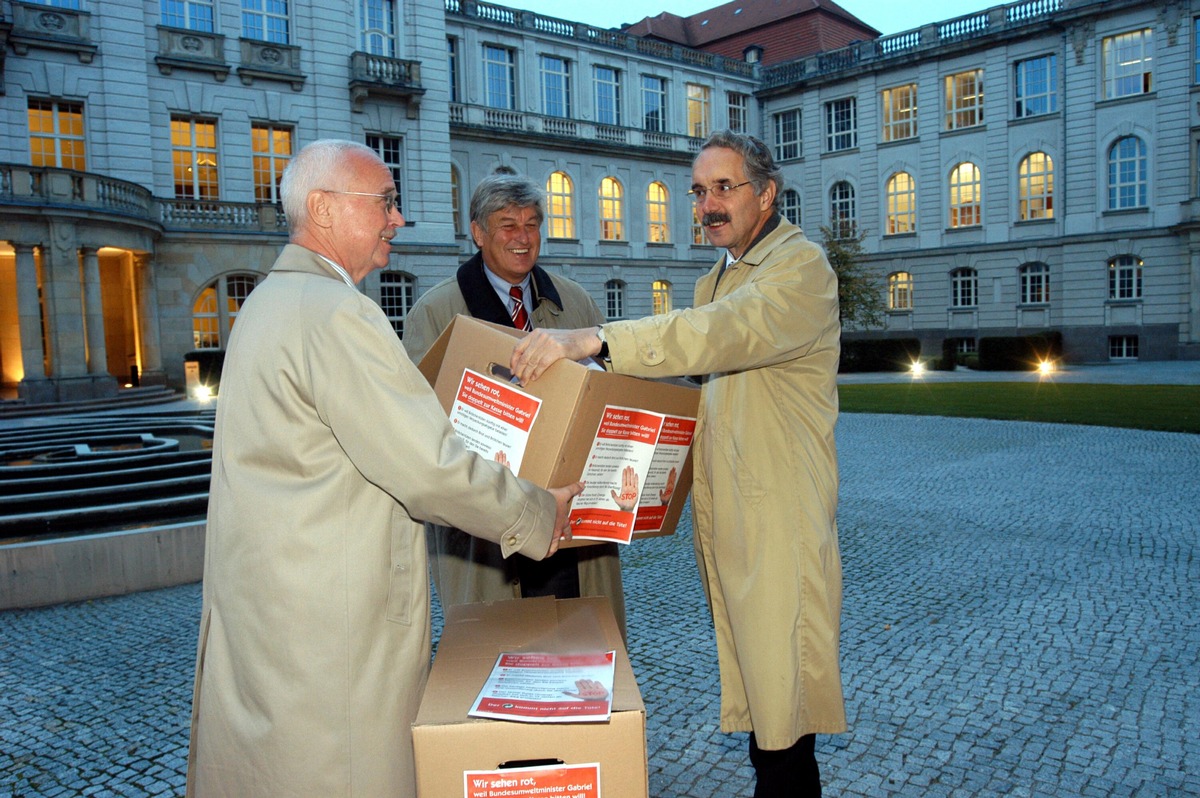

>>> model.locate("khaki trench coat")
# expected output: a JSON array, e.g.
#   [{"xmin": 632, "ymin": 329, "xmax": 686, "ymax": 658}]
[
  {"xmin": 187, "ymin": 245, "xmax": 557, "ymax": 797},
  {"xmin": 603, "ymin": 218, "xmax": 846, "ymax": 748},
  {"xmin": 404, "ymin": 255, "xmax": 626, "ymax": 637}
]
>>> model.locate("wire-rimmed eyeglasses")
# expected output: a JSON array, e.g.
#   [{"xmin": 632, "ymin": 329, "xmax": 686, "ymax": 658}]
[
  {"xmin": 686, "ymin": 181, "xmax": 752, "ymax": 204},
  {"xmin": 323, "ymin": 190, "xmax": 399, "ymax": 214}
]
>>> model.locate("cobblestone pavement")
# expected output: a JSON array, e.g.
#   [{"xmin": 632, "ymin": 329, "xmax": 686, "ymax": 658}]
[{"xmin": 2, "ymin": 413, "xmax": 1198, "ymax": 797}]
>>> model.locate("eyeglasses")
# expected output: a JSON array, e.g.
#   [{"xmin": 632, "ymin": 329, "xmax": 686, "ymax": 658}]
[
  {"xmin": 323, "ymin": 190, "xmax": 399, "ymax": 214},
  {"xmin": 686, "ymin": 181, "xmax": 752, "ymax": 203}
]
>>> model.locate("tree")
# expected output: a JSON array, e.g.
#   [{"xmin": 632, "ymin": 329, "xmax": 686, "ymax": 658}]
[{"xmin": 819, "ymin": 224, "xmax": 884, "ymax": 330}]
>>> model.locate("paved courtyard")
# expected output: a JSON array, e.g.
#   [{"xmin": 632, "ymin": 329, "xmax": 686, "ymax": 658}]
[{"xmin": 2, "ymin": 393, "xmax": 1199, "ymax": 796}]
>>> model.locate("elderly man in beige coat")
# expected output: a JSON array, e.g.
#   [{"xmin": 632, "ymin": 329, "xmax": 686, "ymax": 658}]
[
  {"xmin": 511, "ymin": 130, "xmax": 845, "ymax": 797},
  {"xmin": 186, "ymin": 140, "xmax": 581, "ymax": 797},
  {"xmin": 404, "ymin": 171, "xmax": 626, "ymax": 638}
]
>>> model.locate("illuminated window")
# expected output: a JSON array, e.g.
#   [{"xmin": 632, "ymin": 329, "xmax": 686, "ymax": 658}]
[
  {"xmin": 172, "ymin": 116, "xmax": 219, "ymax": 200},
  {"xmin": 888, "ymin": 272, "xmax": 913, "ymax": 311},
  {"xmin": 193, "ymin": 274, "xmax": 259, "ymax": 349},
  {"xmin": 28, "ymin": 99, "xmax": 86, "ymax": 171},
  {"xmin": 686, "ymin": 84, "xmax": 710, "ymax": 138},
  {"xmin": 885, "ymin": 172, "xmax": 915, "ymax": 235},
  {"xmin": 1018, "ymin": 152, "xmax": 1053, "ymax": 220},
  {"xmin": 599, "ymin": 177, "xmax": 624, "ymax": 241},
  {"xmin": 647, "ymin": 182, "xmax": 670, "ymax": 243},
  {"xmin": 881, "ymin": 83, "xmax": 917, "ymax": 142},
  {"xmin": 379, "ymin": 272, "xmax": 414, "ymax": 337},
  {"xmin": 546, "ymin": 171, "xmax": 575, "ymax": 239},
  {"xmin": 945, "ymin": 69, "xmax": 983, "ymax": 130},
  {"xmin": 652, "ymin": 280, "xmax": 672, "ymax": 315},
  {"xmin": 949, "ymin": 162, "xmax": 981, "ymax": 228},
  {"xmin": 691, "ymin": 205, "xmax": 705, "ymax": 245},
  {"xmin": 251, "ymin": 123, "xmax": 292, "ymax": 204},
  {"xmin": 450, "ymin": 165, "xmax": 462, "ymax": 235}
]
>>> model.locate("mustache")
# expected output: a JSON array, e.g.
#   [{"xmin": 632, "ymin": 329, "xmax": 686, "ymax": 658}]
[{"xmin": 701, "ymin": 212, "xmax": 731, "ymax": 226}]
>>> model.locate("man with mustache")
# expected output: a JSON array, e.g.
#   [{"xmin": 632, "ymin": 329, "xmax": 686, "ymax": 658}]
[
  {"xmin": 187, "ymin": 140, "xmax": 582, "ymax": 797},
  {"xmin": 404, "ymin": 170, "xmax": 626, "ymax": 639},
  {"xmin": 508, "ymin": 130, "xmax": 845, "ymax": 797}
]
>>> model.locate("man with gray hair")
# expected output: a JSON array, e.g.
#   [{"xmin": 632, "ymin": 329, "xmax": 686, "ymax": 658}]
[
  {"xmin": 187, "ymin": 140, "xmax": 582, "ymax": 797},
  {"xmin": 509, "ymin": 130, "xmax": 846, "ymax": 796},
  {"xmin": 404, "ymin": 169, "xmax": 626, "ymax": 637}
]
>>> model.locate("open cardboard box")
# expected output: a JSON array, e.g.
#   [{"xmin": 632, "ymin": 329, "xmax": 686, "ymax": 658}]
[
  {"xmin": 417, "ymin": 315, "xmax": 698, "ymax": 545},
  {"xmin": 412, "ymin": 596, "xmax": 647, "ymax": 797}
]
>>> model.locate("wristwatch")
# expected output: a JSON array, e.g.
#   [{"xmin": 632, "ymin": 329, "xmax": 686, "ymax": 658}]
[{"xmin": 595, "ymin": 326, "xmax": 610, "ymax": 360}]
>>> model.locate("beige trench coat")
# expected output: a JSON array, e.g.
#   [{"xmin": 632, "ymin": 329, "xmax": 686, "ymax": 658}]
[
  {"xmin": 187, "ymin": 245, "xmax": 557, "ymax": 797},
  {"xmin": 603, "ymin": 217, "xmax": 846, "ymax": 748},
  {"xmin": 404, "ymin": 256, "xmax": 626, "ymax": 637}
]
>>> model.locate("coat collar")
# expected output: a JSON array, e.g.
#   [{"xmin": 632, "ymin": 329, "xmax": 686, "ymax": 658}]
[{"xmin": 455, "ymin": 251, "xmax": 564, "ymax": 328}]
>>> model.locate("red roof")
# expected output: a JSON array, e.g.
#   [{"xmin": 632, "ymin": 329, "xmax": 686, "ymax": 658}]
[{"xmin": 623, "ymin": 0, "xmax": 880, "ymax": 66}]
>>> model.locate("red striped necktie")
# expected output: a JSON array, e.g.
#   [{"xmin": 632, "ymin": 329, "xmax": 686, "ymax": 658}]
[{"xmin": 509, "ymin": 285, "xmax": 531, "ymax": 331}]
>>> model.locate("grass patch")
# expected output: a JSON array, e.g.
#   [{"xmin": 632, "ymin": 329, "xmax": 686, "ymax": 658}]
[{"xmin": 838, "ymin": 382, "xmax": 1200, "ymax": 434}]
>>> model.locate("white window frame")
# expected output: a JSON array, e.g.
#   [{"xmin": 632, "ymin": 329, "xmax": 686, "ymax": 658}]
[
  {"xmin": 162, "ymin": 0, "xmax": 214, "ymax": 31},
  {"xmin": 829, "ymin": 181, "xmax": 856, "ymax": 237},
  {"xmin": 171, "ymin": 116, "xmax": 220, "ymax": 200},
  {"xmin": 361, "ymin": 0, "xmax": 397, "ymax": 57},
  {"xmin": 950, "ymin": 267, "xmax": 978, "ymax": 308},
  {"xmin": 727, "ymin": 92, "xmax": 749, "ymax": 133},
  {"xmin": 949, "ymin": 162, "xmax": 981, "ymax": 228},
  {"xmin": 652, "ymin": 280, "xmax": 672, "ymax": 315},
  {"xmin": 1108, "ymin": 136, "xmax": 1147, "ymax": 210},
  {"xmin": 594, "ymin": 66, "xmax": 621, "ymax": 126},
  {"xmin": 1103, "ymin": 29, "xmax": 1153, "ymax": 99},
  {"xmin": 483, "ymin": 44, "xmax": 516, "ymax": 110},
  {"xmin": 686, "ymin": 83, "xmax": 711, "ymax": 139},
  {"xmin": 773, "ymin": 109, "xmax": 801, "ymax": 161},
  {"xmin": 546, "ymin": 171, "xmax": 575, "ymax": 239},
  {"xmin": 824, "ymin": 97, "xmax": 857, "ymax": 152},
  {"xmin": 945, "ymin": 69, "xmax": 984, "ymax": 130},
  {"xmin": 881, "ymin": 83, "xmax": 917, "ymax": 142},
  {"xmin": 540, "ymin": 55, "xmax": 572, "ymax": 119},
  {"xmin": 605, "ymin": 280, "xmax": 625, "ymax": 320},
  {"xmin": 241, "ymin": 0, "xmax": 289, "ymax": 44},
  {"xmin": 599, "ymin": 176, "xmax": 625, "ymax": 241},
  {"xmin": 885, "ymin": 172, "xmax": 916, "ymax": 235},
  {"xmin": 647, "ymin": 181, "xmax": 670, "ymax": 243},
  {"xmin": 1014, "ymin": 54, "xmax": 1057, "ymax": 117},
  {"xmin": 379, "ymin": 271, "xmax": 414, "ymax": 337},
  {"xmin": 888, "ymin": 272, "xmax": 913, "ymax": 311},
  {"xmin": 28, "ymin": 98, "xmax": 86, "ymax": 171},
  {"xmin": 780, "ymin": 189, "xmax": 801, "ymax": 227},
  {"xmin": 366, "ymin": 133, "xmax": 403, "ymax": 213},
  {"xmin": 1019, "ymin": 262, "xmax": 1050, "ymax": 305},
  {"xmin": 251, "ymin": 122, "xmax": 292, "ymax": 204},
  {"xmin": 641, "ymin": 75, "xmax": 667, "ymax": 133},
  {"xmin": 1018, "ymin": 152, "xmax": 1053, "ymax": 221},
  {"xmin": 1108, "ymin": 255, "xmax": 1143, "ymax": 300}
]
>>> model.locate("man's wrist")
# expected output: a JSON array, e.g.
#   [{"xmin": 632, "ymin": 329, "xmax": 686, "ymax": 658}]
[{"xmin": 594, "ymin": 326, "xmax": 610, "ymax": 360}]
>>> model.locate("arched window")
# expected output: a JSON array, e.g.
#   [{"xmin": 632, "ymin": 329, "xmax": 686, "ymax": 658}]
[
  {"xmin": 888, "ymin": 272, "xmax": 913, "ymax": 311},
  {"xmin": 779, "ymin": 189, "xmax": 802, "ymax": 226},
  {"xmin": 546, "ymin": 171, "xmax": 575, "ymax": 239},
  {"xmin": 647, "ymin": 182, "xmax": 670, "ymax": 243},
  {"xmin": 605, "ymin": 279, "xmax": 625, "ymax": 320},
  {"xmin": 829, "ymin": 181, "xmax": 856, "ymax": 237},
  {"xmin": 691, "ymin": 205, "xmax": 705, "ymax": 245},
  {"xmin": 599, "ymin": 176, "xmax": 625, "ymax": 241},
  {"xmin": 450, "ymin": 165, "xmax": 462, "ymax": 236},
  {"xmin": 1018, "ymin": 153, "xmax": 1054, "ymax": 220},
  {"xmin": 1108, "ymin": 255, "xmax": 1143, "ymax": 300},
  {"xmin": 192, "ymin": 273, "xmax": 260, "ymax": 349},
  {"xmin": 379, "ymin": 272, "xmax": 415, "ymax": 337},
  {"xmin": 652, "ymin": 280, "xmax": 672, "ymax": 315},
  {"xmin": 885, "ymin": 172, "xmax": 915, "ymax": 235},
  {"xmin": 1108, "ymin": 136, "xmax": 1147, "ymax": 209},
  {"xmin": 949, "ymin": 162, "xmax": 981, "ymax": 228},
  {"xmin": 950, "ymin": 267, "xmax": 978, "ymax": 308},
  {"xmin": 1019, "ymin": 262, "xmax": 1049, "ymax": 305}
]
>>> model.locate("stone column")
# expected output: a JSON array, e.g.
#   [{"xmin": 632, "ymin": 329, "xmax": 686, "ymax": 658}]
[
  {"xmin": 14, "ymin": 243, "xmax": 47, "ymax": 388},
  {"xmin": 81, "ymin": 246, "xmax": 110, "ymax": 376},
  {"xmin": 134, "ymin": 253, "xmax": 167, "ymax": 385}
]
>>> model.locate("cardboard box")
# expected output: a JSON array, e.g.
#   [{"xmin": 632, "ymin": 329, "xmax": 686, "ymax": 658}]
[
  {"xmin": 412, "ymin": 596, "xmax": 648, "ymax": 798},
  {"xmin": 417, "ymin": 315, "xmax": 698, "ymax": 545}
]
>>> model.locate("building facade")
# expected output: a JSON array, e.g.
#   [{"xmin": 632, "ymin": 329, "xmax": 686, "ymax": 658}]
[
  {"xmin": 757, "ymin": 0, "xmax": 1200, "ymax": 363},
  {"xmin": 1, "ymin": 0, "xmax": 1197, "ymax": 403},
  {"xmin": 0, "ymin": 0, "xmax": 756, "ymax": 401}
]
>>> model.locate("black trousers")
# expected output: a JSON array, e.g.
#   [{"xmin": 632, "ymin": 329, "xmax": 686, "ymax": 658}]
[{"xmin": 748, "ymin": 732, "xmax": 821, "ymax": 798}]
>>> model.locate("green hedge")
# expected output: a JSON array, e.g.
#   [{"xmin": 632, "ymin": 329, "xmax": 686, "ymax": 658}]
[
  {"xmin": 839, "ymin": 338, "xmax": 921, "ymax": 373},
  {"xmin": 184, "ymin": 350, "xmax": 225, "ymax": 392},
  {"xmin": 976, "ymin": 332, "xmax": 1062, "ymax": 371}
]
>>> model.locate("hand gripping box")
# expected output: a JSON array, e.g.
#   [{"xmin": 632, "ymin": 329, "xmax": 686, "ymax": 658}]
[
  {"xmin": 412, "ymin": 596, "xmax": 648, "ymax": 798},
  {"xmin": 416, "ymin": 315, "xmax": 698, "ymax": 545}
]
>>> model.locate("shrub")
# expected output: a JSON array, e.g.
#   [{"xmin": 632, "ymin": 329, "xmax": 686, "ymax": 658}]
[
  {"xmin": 977, "ymin": 331, "xmax": 1063, "ymax": 371},
  {"xmin": 840, "ymin": 338, "xmax": 921, "ymax": 373}
]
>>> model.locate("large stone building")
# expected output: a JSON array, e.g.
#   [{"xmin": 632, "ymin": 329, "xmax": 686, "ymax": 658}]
[{"xmin": 1, "ymin": 0, "xmax": 1196, "ymax": 403}]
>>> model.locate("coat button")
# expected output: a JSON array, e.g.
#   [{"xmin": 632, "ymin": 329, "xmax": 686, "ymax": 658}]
[{"xmin": 507, "ymin": 536, "xmax": 518, "ymax": 546}]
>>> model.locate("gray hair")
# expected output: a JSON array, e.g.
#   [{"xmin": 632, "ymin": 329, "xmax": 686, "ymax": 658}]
[
  {"xmin": 697, "ymin": 129, "xmax": 783, "ymax": 203},
  {"xmin": 279, "ymin": 139, "xmax": 379, "ymax": 230},
  {"xmin": 469, "ymin": 172, "xmax": 545, "ymax": 230}
]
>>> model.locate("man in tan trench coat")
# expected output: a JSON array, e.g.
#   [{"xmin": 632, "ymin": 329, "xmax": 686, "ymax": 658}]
[
  {"xmin": 511, "ymin": 130, "xmax": 846, "ymax": 797},
  {"xmin": 186, "ymin": 140, "xmax": 581, "ymax": 797},
  {"xmin": 403, "ymin": 171, "xmax": 626, "ymax": 638}
]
